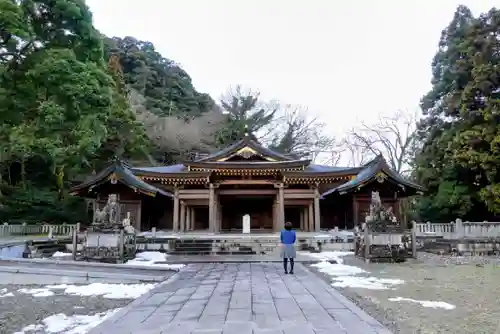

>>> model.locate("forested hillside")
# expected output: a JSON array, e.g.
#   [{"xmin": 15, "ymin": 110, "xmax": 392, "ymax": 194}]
[{"xmin": 0, "ymin": 0, "xmax": 331, "ymax": 224}]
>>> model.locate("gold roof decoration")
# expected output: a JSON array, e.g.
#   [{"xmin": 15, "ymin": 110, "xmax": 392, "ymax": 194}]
[{"xmin": 217, "ymin": 146, "xmax": 278, "ymax": 162}]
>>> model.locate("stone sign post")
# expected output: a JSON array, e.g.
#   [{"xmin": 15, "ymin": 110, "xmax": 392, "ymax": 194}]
[{"xmin": 242, "ymin": 214, "xmax": 250, "ymax": 234}]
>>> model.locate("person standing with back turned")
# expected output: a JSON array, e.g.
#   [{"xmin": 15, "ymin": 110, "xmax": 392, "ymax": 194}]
[{"xmin": 280, "ymin": 222, "xmax": 296, "ymax": 274}]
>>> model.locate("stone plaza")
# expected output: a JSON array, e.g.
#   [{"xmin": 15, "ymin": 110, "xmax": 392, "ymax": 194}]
[{"xmin": 89, "ymin": 263, "xmax": 390, "ymax": 334}]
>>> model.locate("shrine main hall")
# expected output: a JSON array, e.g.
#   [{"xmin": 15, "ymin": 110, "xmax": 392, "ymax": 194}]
[{"xmin": 71, "ymin": 136, "xmax": 423, "ymax": 233}]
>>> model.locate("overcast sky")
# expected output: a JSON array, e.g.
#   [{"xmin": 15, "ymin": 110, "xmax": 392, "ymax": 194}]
[{"xmin": 86, "ymin": 0, "xmax": 497, "ymax": 143}]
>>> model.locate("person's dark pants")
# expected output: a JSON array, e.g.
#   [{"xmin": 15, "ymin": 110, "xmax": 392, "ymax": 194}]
[{"xmin": 283, "ymin": 258, "xmax": 294, "ymax": 273}]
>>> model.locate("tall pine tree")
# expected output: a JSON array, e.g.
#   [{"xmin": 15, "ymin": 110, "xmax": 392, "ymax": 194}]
[{"xmin": 415, "ymin": 6, "xmax": 500, "ymax": 221}]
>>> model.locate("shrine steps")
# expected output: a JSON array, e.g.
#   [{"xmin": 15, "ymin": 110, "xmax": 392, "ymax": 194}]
[{"xmin": 136, "ymin": 232, "xmax": 355, "ymax": 256}]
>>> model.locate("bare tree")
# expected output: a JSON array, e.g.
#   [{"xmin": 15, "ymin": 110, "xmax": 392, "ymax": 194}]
[
  {"xmin": 266, "ymin": 104, "xmax": 336, "ymax": 161},
  {"xmin": 130, "ymin": 89, "xmax": 227, "ymax": 161},
  {"xmin": 342, "ymin": 109, "xmax": 418, "ymax": 173}
]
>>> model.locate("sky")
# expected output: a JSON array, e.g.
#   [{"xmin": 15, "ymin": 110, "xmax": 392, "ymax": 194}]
[{"xmin": 86, "ymin": 0, "xmax": 498, "ymax": 161}]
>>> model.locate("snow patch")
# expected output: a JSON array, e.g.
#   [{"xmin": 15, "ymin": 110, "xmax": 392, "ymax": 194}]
[
  {"xmin": 18, "ymin": 282, "xmax": 156, "ymax": 299},
  {"xmin": 389, "ymin": 297, "xmax": 456, "ymax": 310},
  {"xmin": 125, "ymin": 251, "xmax": 185, "ymax": 270},
  {"xmin": 0, "ymin": 287, "xmax": 13, "ymax": 298},
  {"xmin": 13, "ymin": 308, "xmax": 120, "ymax": 334},
  {"xmin": 303, "ymin": 251, "xmax": 404, "ymax": 290},
  {"xmin": 51, "ymin": 251, "xmax": 72, "ymax": 258},
  {"xmin": 18, "ymin": 288, "xmax": 55, "ymax": 297}
]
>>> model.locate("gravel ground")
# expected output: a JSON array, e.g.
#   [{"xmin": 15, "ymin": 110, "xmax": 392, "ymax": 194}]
[
  {"xmin": 310, "ymin": 252, "xmax": 500, "ymax": 334},
  {"xmin": 0, "ymin": 284, "xmax": 131, "ymax": 334}
]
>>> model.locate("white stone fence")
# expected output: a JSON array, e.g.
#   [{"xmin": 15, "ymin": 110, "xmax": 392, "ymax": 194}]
[
  {"xmin": 414, "ymin": 219, "xmax": 500, "ymax": 239},
  {"xmin": 0, "ymin": 223, "xmax": 80, "ymax": 238}
]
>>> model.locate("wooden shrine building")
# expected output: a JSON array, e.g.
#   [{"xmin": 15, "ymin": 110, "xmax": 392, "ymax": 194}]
[{"xmin": 70, "ymin": 136, "xmax": 423, "ymax": 232}]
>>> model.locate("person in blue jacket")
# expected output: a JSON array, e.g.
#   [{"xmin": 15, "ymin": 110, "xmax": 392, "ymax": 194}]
[{"xmin": 280, "ymin": 221, "xmax": 296, "ymax": 274}]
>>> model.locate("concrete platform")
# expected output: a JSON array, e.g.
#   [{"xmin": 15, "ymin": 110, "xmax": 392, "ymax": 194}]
[
  {"xmin": 89, "ymin": 263, "xmax": 391, "ymax": 334},
  {"xmin": 0, "ymin": 259, "xmax": 177, "ymax": 282}
]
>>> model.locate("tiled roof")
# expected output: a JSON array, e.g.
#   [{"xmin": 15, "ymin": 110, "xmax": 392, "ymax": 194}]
[
  {"xmin": 70, "ymin": 161, "xmax": 172, "ymax": 197},
  {"xmin": 321, "ymin": 155, "xmax": 423, "ymax": 198}
]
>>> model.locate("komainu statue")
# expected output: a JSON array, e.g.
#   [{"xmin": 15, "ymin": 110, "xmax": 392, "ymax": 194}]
[
  {"xmin": 122, "ymin": 212, "xmax": 136, "ymax": 234},
  {"xmin": 364, "ymin": 191, "xmax": 398, "ymax": 232},
  {"xmin": 92, "ymin": 194, "xmax": 120, "ymax": 230}
]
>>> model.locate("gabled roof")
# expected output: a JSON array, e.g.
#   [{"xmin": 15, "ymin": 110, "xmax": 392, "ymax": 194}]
[
  {"xmin": 70, "ymin": 160, "xmax": 172, "ymax": 198},
  {"xmin": 195, "ymin": 135, "xmax": 292, "ymax": 162},
  {"xmin": 321, "ymin": 155, "xmax": 424, "ymax": 198},
  {"xmin": 185, "ymin": 160, "xmax": 310, "ymax": 170}
]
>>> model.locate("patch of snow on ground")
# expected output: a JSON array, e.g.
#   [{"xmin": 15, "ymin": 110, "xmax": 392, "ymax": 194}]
[
  {"xmin": 125, "ymin": 251, "xmax": 185, "ymax": 270},
  {"xmin": 51, "ymin": 251, "xmax": 72, "ymax": 258},
  {"xmin": 303, "ymin": 251, "xmax": 404, "ymax": 290},
  {"xmin": 18, "ymin": 282, "xmax": 156, "ymax": 299},
  {"xmin": 47, "ymin": 282, "xmax": 157, "ymax": 299},
  {"xmin": 0, "ymin": 287, "xmax": 13, "ymax": 297},
  {"xmin": 14, "ymin": 308, "xmax": 120, "ymax": 334},
  {"xmin": 18, "ymin": 288, "xmax": 55, "ymax": 297},
  {"xmin": 389, "ymin": 297, "xmax": 456, "ymax": 310}
]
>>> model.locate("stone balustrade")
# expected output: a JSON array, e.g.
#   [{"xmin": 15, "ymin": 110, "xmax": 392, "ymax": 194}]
[
  {"xmin": 0, "ymin": 222, "xmax": 80, "ymax": 238},
  {"xmin": 415, "ymin": 219, "xmax": 500, "ymax": 239}
]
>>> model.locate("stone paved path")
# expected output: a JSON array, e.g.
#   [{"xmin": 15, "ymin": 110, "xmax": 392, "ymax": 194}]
[{"xmin": 89, "ymin": 263, "xmax": 391, "ymax": 334}]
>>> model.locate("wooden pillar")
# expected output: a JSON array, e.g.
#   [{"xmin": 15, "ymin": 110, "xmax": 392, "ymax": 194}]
[
  {"xmin": 173, "ymin": 187, "xmax": 179, "ymax": 232},
  {"xmin": 137, "ymin": 200, "xmax": 142, "ymax": 232},
  {"xmin": 180, "ymin": 201, "xmax": 186, "ymax": 232},
  {"xmin": 314, "ymin": 187, "xmax": 321, "ymax": 232},
  {"xmin": 272, "ymin": 197, "xmax": 278, "ymax": 231},
  {"xmin": 214, "ymin": 195, "xmax": 220, "ymax": 233},
  {"xmin": 208, "ymin": 183, "xmax": 215, "ymax": 232},
  {"xmin": 186, "ymin": 206, "xmax": 191, "ymax": 232},
  {"xmin": 353, "ymin": 195, "xmax": 359, "ymax": 227},
  {"xmin": 217, "ymin": 202, "xmax": 222, "ymax": 232},
  {"xmin": 190, "ymin": 207, "xmax": 196, "ymax": 231},
  {"xmin": 308, "ymin": 201, "xmax": 314, "ymax": 232},
  {"xmin": 299, "ymin": 208, "xmax": 305, "ymax": 231},
  {"xmin": 278, "ymin": 183, "xmax": 285, "ymax": 231}
]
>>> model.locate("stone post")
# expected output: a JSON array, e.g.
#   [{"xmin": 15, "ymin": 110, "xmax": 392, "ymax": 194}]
[
  {"xmin": 364, "ymin": 223, "xmax": 370, "ymax": 261},
  {"xmin": 48, "ymin": 226, "xmax": 54, "ymax": 239},
  {"xmin": 411, "ymin": 220, "xmax": 417, "ymax": 258},
  {"xmin": 152, "ymin": 227, "xmax": 157, "ymax": 238},
  {"xmin": 455, "ymin": 218, "xmax": 464, "ymax": 239},
  {"xmin": 118, "ymin": 227, "xmax": 125, "ymax": 264},
  {"xmin": 71, "ymin": 226, "xmax": 78, "ymax": 261}
]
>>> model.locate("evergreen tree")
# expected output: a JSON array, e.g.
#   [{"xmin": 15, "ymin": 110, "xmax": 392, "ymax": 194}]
[{"xmin": 415, "ymin": 6, "xmax": 500, "ymax": 221}]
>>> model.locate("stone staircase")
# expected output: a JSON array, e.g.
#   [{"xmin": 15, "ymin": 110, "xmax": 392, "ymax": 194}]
[
  {"xmin": 169, "ymin": 239, "xmax": 213, "ymax": 255},
  {"xmin": 167, "ymin": 237, "xmax": 282, "ymax": 255},
  {"xmin": 136, "ymin": 233, "xmax": 355, "ymax": 256}
]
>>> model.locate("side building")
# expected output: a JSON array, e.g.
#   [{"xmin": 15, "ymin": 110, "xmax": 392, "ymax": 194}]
[{"xmin": 70, "ymin": 136, "xmax": 423, "ymax": 232}]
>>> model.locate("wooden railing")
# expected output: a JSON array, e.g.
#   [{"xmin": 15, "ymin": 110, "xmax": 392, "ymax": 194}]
[
  {"xmin": 0, "ymin": 223, "xmax": 80, "ymax": 238},
  {"xmin": 414, "ymin": 219, "xmax": 500, "ymax": 239}
]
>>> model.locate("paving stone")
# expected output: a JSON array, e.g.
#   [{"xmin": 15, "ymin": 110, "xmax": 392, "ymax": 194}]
[
  {"xmin": 113, "ymin": 307, "xmax": 157, "ymax": 324},
  {"xmin": 281, "ymin": 323, "xmax": 315, "ymax": 334},
  {"xmin": 89, "ymin": 263, "xmax": 391, "ymax": 334},
  {"xmin": 327, "ymin": 308, "xmax": 378, "ymax": 334},
  {"xmin": 252, "ymin": 329, "xmax": 284, "ymax": 334},
  {"xmin": 222, "ymin": 322, "xmax": 253, "ymax": 334},
  {"xmin": 225, "ymin": 308, "xmax": 252, "ymax": 322},
  {"xmin": 140, "ymin": 292, "xmax": 175, "ymax": 307}
]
